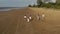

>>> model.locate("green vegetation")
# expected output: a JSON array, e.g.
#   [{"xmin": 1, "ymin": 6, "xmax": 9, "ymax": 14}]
[
  {"xmin": 28, "ymin": 0, "xmax": 60, "ymax": 9},
  {"xmin": 37, "ymin": 0, "xmax": 43, "ymax": 7},
  {"xmin": 28, "ymin": 4, "xmax": 32, "ymax": 7},
  {"xmin": 36, "ymin": 0, "xmax": 60, "ymax": 9}
]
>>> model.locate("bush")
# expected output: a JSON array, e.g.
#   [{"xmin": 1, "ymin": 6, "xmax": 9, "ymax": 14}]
[
  {"xmin": 36, "ymin": 0, "xmax": 60, "ymax": 9},
  {"xmin": 28, "ymin": 5, "xmax": 32, "ymax": 7},
  {"xmin": 33, "ymin": 4, "xmax": 36, "ymax": 7},
  {"xmin": 37, "ymin": 0, "xmax": 43, "ymax": 7}
]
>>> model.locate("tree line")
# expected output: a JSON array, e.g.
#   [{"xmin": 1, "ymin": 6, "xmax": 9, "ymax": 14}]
[{"xmin": 28, "ymin": 0, "xmax": 60, "ymax": 9}]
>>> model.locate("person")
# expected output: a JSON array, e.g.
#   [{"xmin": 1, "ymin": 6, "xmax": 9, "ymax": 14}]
[
  {"xmin": 29, "ymin": 14, "xmax": 33, "ymax": 21},
  {"xmin": 27, "ymin": 18, "xmax": 30, "ymax": 22},
  {"xmin": 29, "ymin": 16, "xmax": 32, "ymax": 20},
  {"xmin": 41, "ymin": 13, "xmax": 45, "ymax": 21},
  {"xmin": 36, "ymin": 14, "xmax": 40, "ymax": 20},
  {"xmin": 24, "ymin": 15, "xmax": 27, "ymax": 19},
  {"xmin": 42, "ymin": 13, "xmax": 45, "ymax": 18}
]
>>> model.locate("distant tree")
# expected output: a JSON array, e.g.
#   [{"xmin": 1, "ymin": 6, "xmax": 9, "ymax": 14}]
[
  {"xmin": 48, "ymin": 2, "xmax": 56, "ymax": 5},
  {"xmin": 37, "ymin": 0, "xmax": 43, "ymax": 7},
  {"xmin": 33, "ymin": 4, "xmax": 36, "ymax": 7},
  {"xmin": 36, "ymin": 0, "xmax": 60, "ymax": 9},
  {"xmin": 56, "ymin": 2, "xmax": 60, "ymax": 6},
  {"xmin": 28, "ymin": 4, "xmax": 32, "ymax": 7}
]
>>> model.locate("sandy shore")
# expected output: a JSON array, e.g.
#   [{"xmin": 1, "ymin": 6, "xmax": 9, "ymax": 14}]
[{"xmin": 0, "ymin": 7, "xmax": 60, "ymax": 34}]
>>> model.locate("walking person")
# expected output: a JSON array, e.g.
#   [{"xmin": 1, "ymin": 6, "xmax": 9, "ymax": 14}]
[
  {"xmin": 27, "ymin": 18, "xmax": 30, "ymax": 22},
  {"xmin": 36, "ymin": 14, "xmax": 40, "ymax": 20},
  {"xmin": 27, "ymin": 16, "xmax": 32, "ymax": 23},
  {"xmin": 24, "ymin": 15, "xmax": 27, "ymax": 19},
  {"xmin": 29, "ymin": 16, "xmax": 32, "ymax": 20},
  {"xmin": 41, "ymin": 13, "xmax": 45, "ymax": 21},
  {"xmin": 29, "ymin": 14, "xmax": 33, "ymax": 21}
]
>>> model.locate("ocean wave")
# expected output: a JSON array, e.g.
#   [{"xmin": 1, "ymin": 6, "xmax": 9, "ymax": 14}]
[{"xmin": 0, "ymin": 7, "xmax": 22, "ymax": 11}]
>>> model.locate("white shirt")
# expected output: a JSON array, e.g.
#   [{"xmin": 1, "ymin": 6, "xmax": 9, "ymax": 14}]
[
  {"xmin": 24, "ymin": 16, "xmax": 27, "ymax": 19},
  {"xmin": 42, "ymin": 14, "xmax": 45, "ymax": 18},
  {"xmin": 29, "ymin": 16, "xmax": 32, "ymax": 20},
  {"xmin": 27, "ymin": 18, "xmax": 30, "ymax": 22}
]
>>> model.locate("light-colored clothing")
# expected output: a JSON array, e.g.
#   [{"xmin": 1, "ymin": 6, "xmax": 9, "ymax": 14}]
[
  {"xmin": 36, "ymin": 15, "xmax": 40, "ymax": 20},
  {"xmin": 27, "ymin": 18, "xmax": 30, "ymax": 22},
  {"xmin": 41, "ymin": 14, "xmax": 45, "ymax": 21},
  {"xmin": 24, "ymin": 16, "xmax": 27, "ymax": 19},
  {"xmin": 29, "ymin": 16, "xmax": 32, "ymax": 20},
  {"xmin": 42, "ymin": 14, "xmax": 45, "ymax": 18}
]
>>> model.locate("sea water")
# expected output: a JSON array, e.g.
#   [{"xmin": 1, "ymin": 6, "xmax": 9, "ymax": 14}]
[{"xmin": 0, "ymin": 7, "xmax": 25, "ymax": 11}]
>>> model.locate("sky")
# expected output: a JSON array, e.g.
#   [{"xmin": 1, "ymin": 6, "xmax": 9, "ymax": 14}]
[{"xmin": 0, "ymin": 0, "xmax": 37, "ymax": 7}]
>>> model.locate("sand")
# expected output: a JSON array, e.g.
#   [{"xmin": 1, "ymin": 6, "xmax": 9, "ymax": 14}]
[{"xmin": 0, "ymin": 7, "xmax": 60, "ymax": 34}]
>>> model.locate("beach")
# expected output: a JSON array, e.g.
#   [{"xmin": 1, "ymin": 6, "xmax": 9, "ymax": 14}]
[{"xmin": 0, "ymin": 7, "xmax": 60, "ymax": 34}]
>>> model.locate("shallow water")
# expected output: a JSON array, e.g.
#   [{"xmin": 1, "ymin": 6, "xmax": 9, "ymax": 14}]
[{"xmin": 0, "ymin": 7, "xmax": 25, "ymax": 11}]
